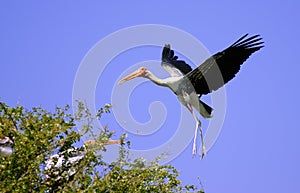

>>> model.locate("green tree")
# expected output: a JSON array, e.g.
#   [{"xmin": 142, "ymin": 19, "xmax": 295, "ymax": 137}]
[{"xmin": 0, "ymin": 101, "xmax": 204, "ymax": 192}]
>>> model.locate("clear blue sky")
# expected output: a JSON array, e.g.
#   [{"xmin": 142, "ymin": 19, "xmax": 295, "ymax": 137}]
[{"xmin": 1, "ymin": 1, "xmax": 299, "ymax": 192}]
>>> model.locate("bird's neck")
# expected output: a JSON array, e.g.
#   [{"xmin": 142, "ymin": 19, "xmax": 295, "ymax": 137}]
[{"xmin": 145, "ymin": 71, "xmax": 168, "ymax": 87}]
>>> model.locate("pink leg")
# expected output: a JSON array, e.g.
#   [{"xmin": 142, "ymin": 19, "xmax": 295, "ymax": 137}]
[
  {"xmin": 186, "ymin": 104, "xmax": 198, "ymax": 157},
  {"xmin": 199, "ymin": 121, "xmax": 206, "ymax": 160},
  {"xmin": 187, "ymin": 104, "xmax": 206, "ymax": 159}
]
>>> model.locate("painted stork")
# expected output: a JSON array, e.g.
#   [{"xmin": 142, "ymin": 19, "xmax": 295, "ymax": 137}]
[
  {"xmin": 118, "ymin": 34, "xmax": 264, "ymax": 159},
  {"xmin": 0, "ymin": 136, "xmax": 14, "ymax": 157},
  {"xmin": 45, "ymin": 140, "xmax": 119, "ymax": 180}
]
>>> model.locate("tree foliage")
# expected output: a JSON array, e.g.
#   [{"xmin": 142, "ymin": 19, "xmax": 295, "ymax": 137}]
[{"xmin": 0, "ymin": 101, "xmax": 204, "ymax": 192}]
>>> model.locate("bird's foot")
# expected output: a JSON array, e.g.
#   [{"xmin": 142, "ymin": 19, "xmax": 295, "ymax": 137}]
[
  {"xmin": 192, "ymin": 142, "xmax": 197, "ymax": 157},
  {"xmin": 200, "ymin": 145, "xmax": 206, "ymax": 160}
]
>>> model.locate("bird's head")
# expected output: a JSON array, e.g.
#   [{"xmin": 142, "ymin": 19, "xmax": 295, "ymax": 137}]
[
  {"xmin": 118, "ymin": 67, "xmax": 148, "ymax": 85},
  {"xmin": 0, "ymin": 136, "xmax": 13, "ymax": 146}
]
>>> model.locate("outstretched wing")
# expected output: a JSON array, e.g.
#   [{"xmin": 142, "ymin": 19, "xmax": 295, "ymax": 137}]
[
  {"xmin": 184, "ymin": 34, "xmax": 264, "ymax": 95},
  {"xmin": 161, "ymin": 44, "xmax": 193, "ymax": 77}
]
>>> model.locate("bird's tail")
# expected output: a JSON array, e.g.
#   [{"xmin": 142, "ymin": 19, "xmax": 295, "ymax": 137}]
[{"xmin": 199, "ymin": 100, "xmax": 213, "ymax": 118}]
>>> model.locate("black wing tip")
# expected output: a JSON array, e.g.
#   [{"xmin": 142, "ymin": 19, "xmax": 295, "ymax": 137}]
[
  {"xmin": 161, "ymin": 44, "xmax": 193, "ymax": 74},
  {"xmin": 162, "ymin": 44, "xmax": 171, "ymax": 60},
  {"xmin": 231, "ymin": 33, "xmax": 264, "ymax": 50},
  {"xmin": 162, "ymin": 44, "xmax": 176, "ymax": 61}
]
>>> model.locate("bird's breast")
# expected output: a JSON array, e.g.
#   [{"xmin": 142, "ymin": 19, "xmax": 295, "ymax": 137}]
[
  {"xmin": 0, "ymin": 146, "xmax": 13, "ymax": 157},
  {"xmin": 164, "ymin": 76, "xmax": 184, "ymax": 93}
]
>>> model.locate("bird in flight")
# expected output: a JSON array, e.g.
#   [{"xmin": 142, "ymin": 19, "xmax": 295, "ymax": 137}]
[{"xmin": 118, "ymin": 34, "xmax": 264, "ymax": 159}]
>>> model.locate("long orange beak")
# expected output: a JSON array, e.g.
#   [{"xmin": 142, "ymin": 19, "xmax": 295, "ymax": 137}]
[{"xmin": 118, "ymin": 68, "xmax": 146, "ymax": 85}]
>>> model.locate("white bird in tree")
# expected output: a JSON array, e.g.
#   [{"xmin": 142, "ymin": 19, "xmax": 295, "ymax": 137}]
[
  {"xmin": 118, "ymin": 34, "xmax": 264, "ymax": 159},
  {"xmin": 0, "ymin": 136, "xmax": 14, "ymax": 157},
  {"xmin": 45, "ymin": 139, "xmax": 119, "ymax": 180}
]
